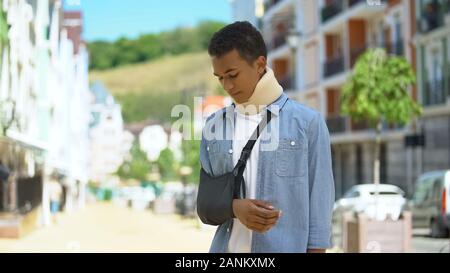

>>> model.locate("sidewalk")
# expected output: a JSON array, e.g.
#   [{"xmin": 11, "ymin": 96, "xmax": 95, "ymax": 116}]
[{"xmin": 0, "ymin": 202, "xmax": 216, "ymax": 253}]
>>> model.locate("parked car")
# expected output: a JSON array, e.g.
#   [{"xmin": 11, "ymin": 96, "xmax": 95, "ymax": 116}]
[
  {"xmin": 409, "ymin": 170, "xmax": 450, "ymax": 238},
  {"xmin": 333, "ymin": 183, "xmax": 407, "ymax": 221},
  {"xmin": 332, "ymin": 183, "xmax": 408, "ymax": 248}
]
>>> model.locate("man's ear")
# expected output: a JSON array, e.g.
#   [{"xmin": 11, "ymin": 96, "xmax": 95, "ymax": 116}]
[{"xmin": 255, "ymin": 56, "xmax": 267, "ymax": 75}]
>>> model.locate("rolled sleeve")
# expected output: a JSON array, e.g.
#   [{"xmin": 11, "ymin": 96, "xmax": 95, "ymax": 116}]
[{"xmin": 306, "ymin": 112, "xmax": 335, "ymax": 249}]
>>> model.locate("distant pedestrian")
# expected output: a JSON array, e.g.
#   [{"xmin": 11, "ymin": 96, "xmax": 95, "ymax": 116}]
[
  {"xmin": 49, "ymin": 175, "xmax": 63, "ymax": 224},
  {"xmin": 0, "ymin": 160, "xmax": 10, "ymax": 211}
]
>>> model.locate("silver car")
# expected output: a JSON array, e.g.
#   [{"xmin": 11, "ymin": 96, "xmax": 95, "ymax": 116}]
[{"xmin": 410, "ymin": 170, "xmax": 450, "ymax": 238}]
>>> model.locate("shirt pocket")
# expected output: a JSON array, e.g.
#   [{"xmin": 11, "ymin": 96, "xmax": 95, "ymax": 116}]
[
  {"xmin": 206, "ymin": 140, "xmax": 220, "ymax": 155},
  {"xmin": 275, "ymin": 138, "xmax": 305, "ymax": 178},
  {"xmin": 206, "ymin": 140, "xmax": 230, "ymax": 176}
]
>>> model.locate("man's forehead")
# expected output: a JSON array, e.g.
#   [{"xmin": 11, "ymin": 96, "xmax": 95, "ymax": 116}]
[{"xmin": 211, "ymin": 50, "xmax": 244, "ymax": 75}]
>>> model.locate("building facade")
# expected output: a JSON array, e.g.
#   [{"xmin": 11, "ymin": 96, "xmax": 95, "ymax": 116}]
[
  {"xmin": 234, "ymin": 0, "xmax": 450, "ymax": 199},
  {"xmin": 89, "ymin": 81, "xmax": 126, "ymax": 187},
  {"xmin": 0, "ymin": 0, "xmax": 91, "ymax": 233}
]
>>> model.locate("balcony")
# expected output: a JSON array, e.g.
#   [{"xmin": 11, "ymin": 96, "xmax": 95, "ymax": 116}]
[
  {"xmin": 349, "ymin": 0, "xmax": 387, "ymax": 7},
  {"xmin": 323, "ymin": 55, "xmax": 345, "ymax": 78},
  {"xmin": 268, "ymin": 33, "xmax": 287, "ymax": 50},
  {"xmin": 266, "ymin": 15, "xmax": 295, "ymax": 51},
  {"xmin": 326, "ymin": 115, "xmax": 347, "ymax": 134},
  {"xmin": 264, "ymin": 0, "xmax": 283, "ymax": 13},
  {"xmin": 423, "ymin": 77, "xmax": 446, "ymax": 106},
  {"xmin": 384, "ymin": 39, "xmax": 404, "ymax": 56},
  {"xmin": 321, "ymin": 0, "xmax": 344, "ymax": 23},
  {"xmin": 417, "ymin": 1, "xmax": 445, "ymax": 33},
  {"xmin": 351, "ymin": 119, "xmax": 369, "ymax": 131},
  {"xmin": 350, "ymin": 44, "xmax": 367, "ymax": 67},
  {"xmin": 448, "ymin": 72, "xmax": 450, "ymax": 99},
  {"xmin": 279, "ymin": 74, "xmax": 294, "ymax": 91}
]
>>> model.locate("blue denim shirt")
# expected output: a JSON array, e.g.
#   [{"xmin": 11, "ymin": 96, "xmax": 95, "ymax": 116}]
[{"xmin": 199, "ymin": 93, "xmax": 335, "ymax": 253}]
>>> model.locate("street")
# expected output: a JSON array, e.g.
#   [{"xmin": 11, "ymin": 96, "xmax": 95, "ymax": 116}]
[
  {"xmin": 411, "ymin": 229, "xmax": 450, "ymax": 253},
  {"xmin": 0, "ymin": 202, "xmax": 216, "ymax": 253},
  {"xmin": 0, "ymin": 202, "xmax": 449, "ymax": 253}
]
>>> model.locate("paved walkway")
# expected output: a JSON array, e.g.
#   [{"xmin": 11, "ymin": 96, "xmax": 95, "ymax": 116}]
[{"xmin": 0, "ymin": 202, "xmax": 216, "ymax": 253}]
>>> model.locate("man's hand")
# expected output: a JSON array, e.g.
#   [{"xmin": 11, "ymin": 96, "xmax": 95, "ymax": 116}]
[{"xmin": 232, "ymin": 199, "xmax": 281, "ymax": 233}]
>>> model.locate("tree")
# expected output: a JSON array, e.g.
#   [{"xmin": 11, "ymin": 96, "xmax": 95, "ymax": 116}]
[
  {"xmin": 156, "ymin": 148, "xmax": 176, "ymax": 182},
  {"xmin": 87, "ymin": 20, "xmax": 226, "ymax": 70},
  {"xmin": 341, "ymin": 48, "xmax": 422, "ymax": 187},
  {"xmin": 181, "ymin": 139, "xmax": 201, "ymax": 184},
  {"xmin": 116, "ymin": 141, "xmax": 151, "ymax": 182}
]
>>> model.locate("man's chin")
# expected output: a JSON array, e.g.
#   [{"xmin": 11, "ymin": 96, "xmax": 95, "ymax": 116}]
[{"xmin": 232, "ymin": 95, "xmax": 249, "ymax": 104}]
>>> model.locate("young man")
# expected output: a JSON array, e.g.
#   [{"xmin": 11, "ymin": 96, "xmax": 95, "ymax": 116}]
[{"xmin": 200, "ymin": 21, "xmax": 335, "ymax": 253}]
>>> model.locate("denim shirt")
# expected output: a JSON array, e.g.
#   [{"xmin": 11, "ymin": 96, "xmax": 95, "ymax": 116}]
[{"xmin": 199, "ymin": 93, "xmax": 335, "ymax": 253}]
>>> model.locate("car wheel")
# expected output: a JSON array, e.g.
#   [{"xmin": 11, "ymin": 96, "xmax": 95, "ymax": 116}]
[{"xmin": 430, "ymin": 219, "xmax": 449, "ymax": 238}]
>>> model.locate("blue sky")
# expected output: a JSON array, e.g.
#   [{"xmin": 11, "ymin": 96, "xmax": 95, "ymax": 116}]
[{"xmin": 64, "ymin": 0, "xmax": 232, "ymax": 42}]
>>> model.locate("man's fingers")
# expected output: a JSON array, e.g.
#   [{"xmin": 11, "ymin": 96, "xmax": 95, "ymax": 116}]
[
  {"xmin": 246, "ymin": 223, "xmax": 266, "ymax": 233},
  {"xmin": 251, "ymin": 199, "xmax": 274, "ymax": 210},
  {"xmin": 253, "ymin": 205, "xmax": 280, "ymax": 219},
  {"xmin": 247, "ymin": 221, "xmax": 278, "ymax": 233},
  {"xmin": 249, "ymin": 215, "xmax": 278, "ymax": 226}
]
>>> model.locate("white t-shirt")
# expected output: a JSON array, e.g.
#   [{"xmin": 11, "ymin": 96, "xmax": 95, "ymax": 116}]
[{"xmin": 227, "ymin": 110, "xmax": 264, "ymax": 253}]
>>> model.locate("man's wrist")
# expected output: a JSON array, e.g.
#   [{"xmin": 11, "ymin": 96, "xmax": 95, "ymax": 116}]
[{"xmin": 231, "ymin": 199, "xmax": 237, "ymax": 218}]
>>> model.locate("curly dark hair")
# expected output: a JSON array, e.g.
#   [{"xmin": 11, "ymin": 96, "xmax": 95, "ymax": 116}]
[{"xmin": 208, "ymin": 21, "xmax": 267, "ymax": 64}]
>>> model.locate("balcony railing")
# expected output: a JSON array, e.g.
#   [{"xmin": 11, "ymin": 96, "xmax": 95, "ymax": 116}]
[
  {"xmin": 269, "ymin": 33, "xmax": 287, "ymax": 50},
  {"xmin": 349, "ymin": 0, "xmax": 364, "ymax": 6},
  {"xmin": 321, "ymin": 0, "xmax": 344, "ymax": 23},
  {"xmin": 351, "ymin": 119, "xmax": 369, "ymax": 131},
  {"xmin": 350, "ymin": 44, "xmax": 368, "ymax": 67},
  {"xmin": 266, "ymin": 15, "xmax": 295, "ymax": 50},
  {"xmin": 323, "ymin": 55, "xmax": 345, "ymax": 78},
  {"xmin": 417, "ymin": 1, "xmax": 445, "ymax": 33},
  {"xmin": 279, "ymin": 74, "xmax": 294, "ymax": 91},
  {"xmin": 448, "ymin": 72, "xmax": 450, "ymax": 99},
  {"xmin": 349, "ymin": 0, "xmax": 387, "ymax": 7},
  {"xmin": 423, "ymin": 77, "xmax": 446, "ymax": 106},
  {"xmin": 385, "ymin": 39, "xmax": 404, "ymax": 56},
  {"xmin": 264, "ymin": 0, "xmax": 283, "ymax": 13},
  {"xmin": 326, "ymin": 115, "xmax": 347, "ymax": 134}
]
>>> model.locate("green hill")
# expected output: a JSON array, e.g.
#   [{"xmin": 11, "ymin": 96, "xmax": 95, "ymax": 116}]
[{"xmin": 89, "ymin": 52, "xmax": 225, "ymax": 123}]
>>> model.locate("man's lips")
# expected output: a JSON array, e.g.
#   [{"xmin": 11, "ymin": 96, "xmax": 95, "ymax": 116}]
[{"xmin": 230, "ymin": 91, "xmax": 241, "ymax": 96}]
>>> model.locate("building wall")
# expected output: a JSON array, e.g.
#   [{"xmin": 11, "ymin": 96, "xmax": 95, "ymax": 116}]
[
  {"xmin": 236, "ymin": 0, "xmax": 450, "ymax": 199},
  {"xmin": 231, "ymin": 0, "xmax": 258, "ymax": 27},
  {"xmin": 421, "ymin": 115, "xmax": 450, "ymax": 171}
]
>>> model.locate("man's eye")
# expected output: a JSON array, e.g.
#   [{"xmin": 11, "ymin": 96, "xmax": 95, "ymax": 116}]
[{"xmin": 229, "ymin": 74, "xmax": 238, "ymax": 78}]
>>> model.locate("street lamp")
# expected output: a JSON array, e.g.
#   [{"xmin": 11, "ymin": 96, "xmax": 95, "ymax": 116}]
[{"xmin": 286, "ymin": 29, "xmax": 301, "ymax": 92}]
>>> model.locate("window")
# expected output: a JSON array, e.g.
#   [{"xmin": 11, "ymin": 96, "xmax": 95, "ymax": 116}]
[{"xmin": 413, "ymin": 177, "xmax": 435, "ymax": 203}]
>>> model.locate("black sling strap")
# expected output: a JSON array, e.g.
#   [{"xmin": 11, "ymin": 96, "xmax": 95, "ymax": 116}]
[{"xmin": 222, "ymin": 109, "xmax": 272, "ymax": 199}]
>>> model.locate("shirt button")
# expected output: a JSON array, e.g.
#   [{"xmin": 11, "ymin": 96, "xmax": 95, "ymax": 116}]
[
  {"xmin": 290, "ymin": 141, "xmax": 296, "ymax": 146},
  {"xmin": 228, "ymin": 149, "xmax": 233, "ymax": 154},
  {"xmin": 207, "ymin": 146, "xmax": 210, "ymax": 151},
  {"xmin": 227, "ymin": 228, "xmax": 230, "ymax": 232}
]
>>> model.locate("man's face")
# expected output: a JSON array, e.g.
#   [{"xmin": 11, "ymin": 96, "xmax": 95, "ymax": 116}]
[{"xmin": 212, "ymin": 49, "xmax": 266, "ymax": 104}]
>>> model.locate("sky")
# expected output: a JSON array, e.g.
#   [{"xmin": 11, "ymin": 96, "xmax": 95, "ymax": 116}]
[{"xmin": 64, "ymin": 0, "xmax": 233, "ymax": 42}]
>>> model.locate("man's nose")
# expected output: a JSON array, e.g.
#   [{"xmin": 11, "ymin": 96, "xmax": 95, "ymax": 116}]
[{"xmin": 223, "ymin": 78, "xmax": 234, "ymax": 92}]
